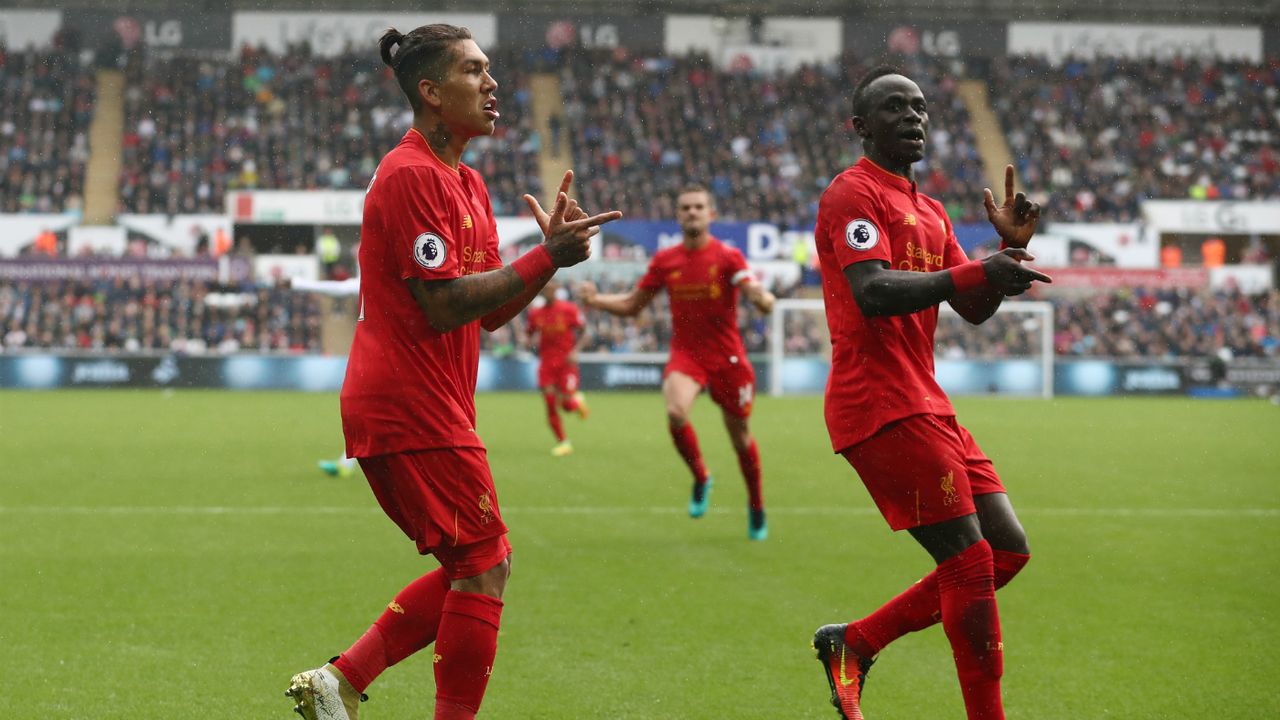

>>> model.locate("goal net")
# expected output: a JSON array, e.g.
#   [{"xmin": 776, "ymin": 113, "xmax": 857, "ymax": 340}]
[{"xmin": 768, "ymin": 298, "xmax": 1054, "ymax": 398}]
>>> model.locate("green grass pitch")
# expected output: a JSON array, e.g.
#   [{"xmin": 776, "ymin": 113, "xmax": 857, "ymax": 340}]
[{"xmin": 1, "ymin": 390, "xmax": 1278, "ymax": 718}]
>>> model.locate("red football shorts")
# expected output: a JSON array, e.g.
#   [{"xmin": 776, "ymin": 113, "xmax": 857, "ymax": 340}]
[
  {"xmin": 538, "ymin": 360, "xmax": 580, "ymax": 395},
  {"xmin": 358, "ymin": 448, "xmax": 511, "ymax": 580},
  {"xmin": 665, "ymin": 352, "xmax": 756, "ymax": 418},
  {"xmin": 840, "ymin": 413, "xmax": 1005, "ymax": 531}
]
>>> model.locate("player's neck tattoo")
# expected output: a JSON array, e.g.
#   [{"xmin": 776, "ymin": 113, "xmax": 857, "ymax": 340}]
[{"xmin": 427, "ymin": 122, "xmax": 452, "ymax": 155}]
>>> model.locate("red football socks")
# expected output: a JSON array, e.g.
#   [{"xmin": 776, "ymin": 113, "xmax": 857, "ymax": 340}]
[
  {"xmin": 735, "ymin": 439, "xmax": 765, "ymax": 510},
  {"xmin": 936, "ymin": 540, "xmax": 1004, "ymax": 720},
  {"xmin": 544, "ymin": 393, "xmax": 565, "ymax": 442},
  {"xmin": 433, "ymin": 590, "xmax": 504, "ymax": 719},
  {"xmin": 335, "ymin": 568, "xmax": 451, "ymax": 693},
  {"xmin": 669, "ymin": 422, "xmax": 709, "ymax": 484},
  {"xmin": 850, "ymin": 550, "xmax": 1029, "ymax": 654}
]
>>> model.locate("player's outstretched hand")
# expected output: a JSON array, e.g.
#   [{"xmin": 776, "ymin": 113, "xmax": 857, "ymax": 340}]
[
  {"xmin": 578, "ymin": 280, "xmax": 599, "ymax": 307},
  {"xmin": 523, "ymin": 170, "xmax": 622, "ymax": 268},
  {"xmin": 983, "ymin": 164, "xmax": 1041, "ymax": 249},
  {"xmin": 981, "ymin": 247, "xmax": 1053, "ymax": 296}
]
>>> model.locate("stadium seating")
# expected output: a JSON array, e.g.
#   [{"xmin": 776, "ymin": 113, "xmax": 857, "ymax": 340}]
[
  {"xmin": 0, "ymin": 278, "xmax": 322, "ymax": 353},
  {"xmin": 0, "ymin": 47, "xmax": 95, "ymax": 214},
  {"xmin": 117, "ymin": 46, "xmax": 541, "ymax": 215},
  {"xmin": 558, "ymin": 49, "xmax": 988, "ymax": 227},
  {"xmin": 988, "ymin": 55, "xmax": 1280, "ymax": 222}
]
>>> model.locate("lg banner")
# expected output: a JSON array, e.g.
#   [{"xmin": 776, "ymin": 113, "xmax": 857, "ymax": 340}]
[{"xmin": 232, "ymin": 12, "xmax": 497, "ymax": 57}]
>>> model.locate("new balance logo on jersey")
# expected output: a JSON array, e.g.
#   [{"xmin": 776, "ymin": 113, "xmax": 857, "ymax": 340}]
[
  {"xmin": 462, "ymin": 214, "xmax": 473, "ymax": 229},
  {"xmin": 413, "ymin": 232, "xmax": 447, "ymax": 269},
  {"xmin": 903, "ymin": 213, "xmax": 917, "ymax": 226}
]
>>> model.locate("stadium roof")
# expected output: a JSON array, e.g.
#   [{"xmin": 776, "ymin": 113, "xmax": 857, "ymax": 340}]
[{"xmin": 3, "ymin": 0, "xmax": 1278, "ymax": 26}]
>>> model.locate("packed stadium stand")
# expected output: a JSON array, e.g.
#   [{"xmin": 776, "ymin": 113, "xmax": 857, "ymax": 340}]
[
  {"xmin": 558, "ymin": 49, "xmax": 987, "ymax": 227},
  {"xmin": 989, "ymin": 55, "xmax": 1280, "ymax": 222},
  {"xmin": 0, "ymin": 277, "xmax": 322, "ymax": 353},
  {"xmin": 1, "ymin": 29, "xmax": 1278, "ymax": 364},
  {"xmin": 0, "ymin": 46, "xmax": 95, "ymax": 214},
  {"xmin": 117, "ymin": 47, "xmax": 542, "ymax": 216}
]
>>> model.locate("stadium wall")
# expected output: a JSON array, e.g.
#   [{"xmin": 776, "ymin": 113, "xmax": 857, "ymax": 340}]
[{"xmin": 2, "ymin": 354, "xmax": 1274, "ymax": 399}]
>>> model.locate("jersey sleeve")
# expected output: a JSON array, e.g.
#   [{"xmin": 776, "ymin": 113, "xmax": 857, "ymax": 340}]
[
  {"xmin": 380, "ymin": 167, "xmax": 460, "ymax": 281},
  {"xmin": 637, "ymin": 253, "xmax": 666, "ymax": 291},
  {"xmin": 821, "ymin": 178, "xmax": 892, "ymax": 269},
  {"xmin": 724, "ymin": 245, "xmax": 754, "ymax": 286},
  {"xmin": 570, "ymin": 304, "xmax": 585, "ymax": 329}
]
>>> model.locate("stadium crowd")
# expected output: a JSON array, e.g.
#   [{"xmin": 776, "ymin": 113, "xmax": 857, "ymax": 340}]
[
  {"xmin": 0, "ymin": 46, "xmax": 94, "ymax": 214},
  {"xmin": 0, "ymin": 277, "xmax": 322, "ymax": 353},
  {"xmin": 117, "ymin": 45, "xmax": 542, "ymax": 216},
  {"xmin": 558, "ymin": 49, "xmax": 987, "ymax": 228},
  {"xmin": 2, "ymin": 42, "xmax": 1278, "ymax": 365},
  {"xmin": 990, "ymin": 55, "xmax": 1280, "ymax": 222}
]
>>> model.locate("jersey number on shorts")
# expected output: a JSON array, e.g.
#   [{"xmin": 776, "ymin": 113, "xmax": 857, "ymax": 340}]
[{"xmin": 738, "ymin": 383, "xmax": 753, "ymax": 408}]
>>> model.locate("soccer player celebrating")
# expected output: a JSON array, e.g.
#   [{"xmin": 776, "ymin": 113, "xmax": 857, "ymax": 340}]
[
  {"xmin": 284, "ymin": 25, "xmax": 620, "ymax": 720},
  {"xmin": 525, "ymin": 280, "xmax": 590, "ymax": 457},
  {"xmin": 810, "ymin": 66, "xmax": 1049, "ymax": 719},
  {"xmin": 581, "ymin": 185, "xmax": 775, "ymax": 540}
]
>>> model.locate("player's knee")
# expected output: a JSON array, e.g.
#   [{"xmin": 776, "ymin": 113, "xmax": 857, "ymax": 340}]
[{"xmin": 666, "ymin": 409, "xmax": 689, "ymax": 428}]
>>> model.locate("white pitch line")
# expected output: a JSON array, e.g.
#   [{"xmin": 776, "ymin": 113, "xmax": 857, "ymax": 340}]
[{"xmin": 0, "ymin": 506, "xmax": 1276, "ymax": 518}]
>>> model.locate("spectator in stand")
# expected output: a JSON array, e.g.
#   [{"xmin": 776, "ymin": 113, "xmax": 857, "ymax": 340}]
[
  {"xmin": 0, "ymin": 277, "xmax": 322, "ymax": 354},
  {"xmin": 989, "ymin": 54, "xmax": 1279, "ymax": 222},
  {"xmin": 558, "ymin": 49, "xmax": 985, "ymax": 228},
  {"xmin": 117, "ymin": 45, "xmax": 541, "ymax": 218},
  {"xmin": 0, "ymin": 46, "xmax": 94, "ymax": 214}
]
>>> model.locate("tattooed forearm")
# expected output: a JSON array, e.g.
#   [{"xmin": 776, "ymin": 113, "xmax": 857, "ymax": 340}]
[{"xmin": 408, "ymin": 267, "xmax": 524, "ymax": 333}]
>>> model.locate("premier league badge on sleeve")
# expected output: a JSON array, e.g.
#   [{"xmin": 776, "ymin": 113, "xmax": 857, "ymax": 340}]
[
  {"xmin": 413, "ymin": 232, "xmax": 447, "ymax": 269},
  {"xmin": 845, "ymin": 219, "xmax": 879, "ymax": 251}
]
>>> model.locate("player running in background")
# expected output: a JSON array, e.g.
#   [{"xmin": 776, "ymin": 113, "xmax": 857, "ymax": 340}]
[
  {"xmin": 525, "ymin": 280, "xmax": 589, "ymax": 456},
  {"xmin": 284, "ymin": 25, "xmax": 620, "ymax": 720},
  {"xmin": 285, "ymin": 276, "xmax": 362, "ymax": 477},
  {"xmin": 581, "ymin": 185, "xmax": 776, "ymax": 540},
  {"xmin": 810, "ymin": 66, "xmax": 1050, "ymax": 720}
]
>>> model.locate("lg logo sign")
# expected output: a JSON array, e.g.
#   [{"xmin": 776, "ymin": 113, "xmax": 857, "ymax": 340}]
[{"xmin": 113, "ymin": 16, "xmax": 184, "ymax": 49}]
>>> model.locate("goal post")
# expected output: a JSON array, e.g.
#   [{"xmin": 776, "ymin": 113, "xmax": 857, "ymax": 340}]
[{"xmin": 768, "ymin": 298, "xmax": 1054, "ymax": 399}]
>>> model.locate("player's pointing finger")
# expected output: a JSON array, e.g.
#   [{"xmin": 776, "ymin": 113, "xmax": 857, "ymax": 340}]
[{"xmin": 1004, "ymin": 164, "xmax": 1015, "ymax": 205}]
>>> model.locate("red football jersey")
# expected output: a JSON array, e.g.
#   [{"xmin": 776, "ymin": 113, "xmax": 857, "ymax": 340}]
[
  {"xmin": 341, "ymin": 129, "xmax": 503, "ymax": 458},
  {"xmin": 815, "ymin": 157, "xmax": 971, "ymax": 452},
  {"xmin": 527, "ymin": 299, "xmax": 584, "ymax": 365},
  {"xmin": 638, "ymin": 237, "xmax": 752, "ymax": 368}
]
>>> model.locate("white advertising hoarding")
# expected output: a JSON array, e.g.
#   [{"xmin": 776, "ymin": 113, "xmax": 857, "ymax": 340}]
[
  {"xmin": 1142, "ymin": 201, "xmax": 1280, "ymax": 234},
  {"xmin": 68, "ymin": 226, "xmax": 127, "ymax": 256},
  {"xmin": 118, "ymin": 215, "xmax": 234, "ymax": 256},
  {"xmin": 665, "ymin": 15, "xmax": 842, "ymax": 70},
  {"xmin": 1031, "ymin": 223, "xmax": 1158, "ymax": 269},
  {"xmin": 1008, "ymin": 22, "xmax": 1262, "ymax": 64},
  {"xmin": 0, "ymin": 10, "xmax": 62, "ymax": 49},
  {"xmin": 228, "ymin": 190, "xmax": 366, "ymax": 225},
  {"xmin": 232, "ymin": 12, "xmax": 497, "ymax": 56},
  {"xmin": 0, "ymin": 215, "xmax": 80, "ymax": 257}
]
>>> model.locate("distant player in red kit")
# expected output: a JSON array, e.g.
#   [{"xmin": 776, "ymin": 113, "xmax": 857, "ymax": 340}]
[
  {"xmin": 525, "ymin": 280, "xmax": 589, "ymax": 456},
  {"xmin": 582, "ymin": 185, "xmax": 776, "ymax": 540},
  {"xmin": 810, "ymin": 66, "xmax": 1050, "ymax": 720},
  {"xmin": 284, "ymin": 24, "xmax": 620, "ymax": 720}
]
